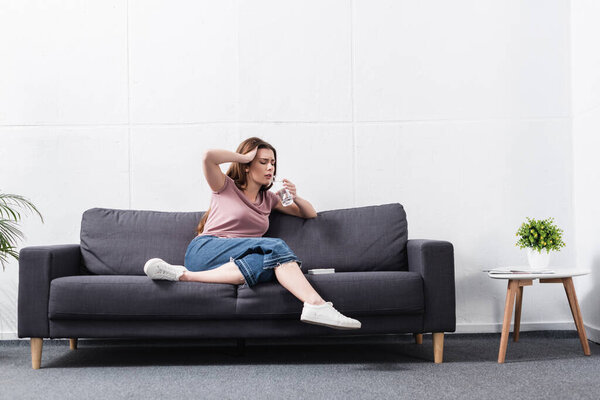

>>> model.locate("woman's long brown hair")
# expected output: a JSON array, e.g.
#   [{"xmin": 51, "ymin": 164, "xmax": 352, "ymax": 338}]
[{"xmin": 196, "ymin": 137, "xmax": 278, "ymax": 235}]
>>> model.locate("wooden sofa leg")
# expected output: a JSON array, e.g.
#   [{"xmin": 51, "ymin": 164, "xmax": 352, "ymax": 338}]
[
  {"xmin": 414, "ymin": 333, "xmax": 423, "ymax": 344},
  {"xmin": 433, "ymin": 332, "xmax": 444, "ymax": 364},
  {"xmin": 70, "ymin": 338, "xmax": 78, "ymax": 350},
  {"xmin": 31, "ymin": 338, "xmax": 43, "ymax": 370}
]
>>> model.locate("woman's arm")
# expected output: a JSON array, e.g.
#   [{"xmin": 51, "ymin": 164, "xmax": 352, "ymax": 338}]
[
  {"xmin": 273, "ymin": 179, "xmax": 317, "ymax": 218},
  {"xmin": 204, "ymin": 148, "xmax": 255, "ymax": 165},
  {"xmin": 274, "ymin": 196, "xmax": 317, "ymax": 219},
  {"xmin": 292, "ymin": 196, "xmax": 318, "ymax": 218},
  {"xmin": 202, "ymin": 148, "xmax": 256, "ymax": 192}
]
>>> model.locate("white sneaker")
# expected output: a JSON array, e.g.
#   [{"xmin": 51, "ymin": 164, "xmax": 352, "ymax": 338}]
[
  {"xmin": 300, "ymin": 302, "xmax": 362, "ymax": 330},
  {"xmin": 143, "ymin": 258, "xmax": 186, "ymax": 281}
]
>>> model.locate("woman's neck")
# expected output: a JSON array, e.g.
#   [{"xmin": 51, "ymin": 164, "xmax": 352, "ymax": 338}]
[{"xmin": 242, "ymin": 180, "xmax": 261, "ymax": 203}]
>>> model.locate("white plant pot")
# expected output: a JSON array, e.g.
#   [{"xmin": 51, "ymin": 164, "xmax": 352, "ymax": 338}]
[{"xmin": 527, "ymin": 248, "xmax": 550, "ymax": 269}]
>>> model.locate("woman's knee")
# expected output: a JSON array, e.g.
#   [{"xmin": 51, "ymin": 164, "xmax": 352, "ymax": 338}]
[{"xmin": 274, "ymin": 260, "xmax": 300, "ymax": 271}]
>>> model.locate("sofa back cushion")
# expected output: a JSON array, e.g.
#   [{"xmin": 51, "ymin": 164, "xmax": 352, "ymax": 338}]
[
  {"xmin": 81, "ymin": 208, "xmax": 203, "ymax": 275},
  {"xmin": 266, "ymin": 203, "xmax": 408, "ymax": 272},
  {"xmin": 80, "ymin": 203, "xmax": 408, "ymax": 275}
]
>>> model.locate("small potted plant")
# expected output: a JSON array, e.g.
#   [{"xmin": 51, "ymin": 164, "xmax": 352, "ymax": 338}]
[
  {"xmin": 515, "ymin": 217, "xmax": 565, "ymax": 268},
  {"xmin": 0, "ymin": 191, "xmax": 43, "ymax": 271}
]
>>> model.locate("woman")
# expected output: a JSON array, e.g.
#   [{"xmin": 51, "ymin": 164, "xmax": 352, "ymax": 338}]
[{"xmin": 144, "ymin": 137, "xmax": 361, "ymax": 330}]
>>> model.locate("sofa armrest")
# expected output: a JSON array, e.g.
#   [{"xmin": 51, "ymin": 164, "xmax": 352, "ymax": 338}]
[
  {"xmin": 18, "ymin": 244, "xmax": 82, "ymax": 338},
  {"xmin": 407, "ymin": 239, "xmax": 456, "ymax": 333}
]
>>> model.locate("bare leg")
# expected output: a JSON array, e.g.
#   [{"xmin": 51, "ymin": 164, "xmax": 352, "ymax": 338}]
[
  {"xmin": 276, "ymin": 261, "xmax": 360, "ymax": 329},
  {"xmin": 274, "ymin": 261, "xmax": 325, "ymax": 305},
  {"xmin": 180, "ymin": 262, "xmax": 245, "ymax": 285},
  {"xmin": 180, "ymin": 260, "xmax": 325, "ymax": 306}
]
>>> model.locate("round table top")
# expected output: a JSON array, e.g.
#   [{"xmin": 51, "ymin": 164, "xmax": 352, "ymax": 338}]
[{"xmin": 487, "ymin": 268, "xmax": 590, "ymax": 280}]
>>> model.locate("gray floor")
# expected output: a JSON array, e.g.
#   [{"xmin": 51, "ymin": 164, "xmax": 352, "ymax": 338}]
[{"xmin": 1, "ymin": 331, "xmax": 599, "ymax": 400}]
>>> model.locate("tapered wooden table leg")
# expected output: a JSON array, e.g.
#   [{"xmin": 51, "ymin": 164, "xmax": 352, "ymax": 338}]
[
  {"xmin": 414, "ymin": 333, "xmax": 423, "ymax": 345},
  {"xmin": 70, "ymin": 338, "xmax": 78, "ymax": 350},
  {"xmin": 31, "ymin": 338, "xmax": 43, "ymax": 370},
  {"xmin": 562, "ymin": 277, "xmax": 591, "ymax": 356},
  {"xmin": 513, "ymin": 286, "xmax": 524, "ymax": 342},
  {"xmin": 492, "ymin": 271, "xmax": 589, "ymax": 363},
  {"xmin": 498, "ymin": 280, "xmax": 519, "ymax": 363}
]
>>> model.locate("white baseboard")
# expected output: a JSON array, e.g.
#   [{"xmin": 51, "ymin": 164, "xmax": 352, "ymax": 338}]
[
  {"xmin": 584, "ymin": 323, "xmax": 600, "ymax": 344},
  {"xmin": 0, "ymin": 332, "xmax": 19, "ymax": 340},
  {"xmin": 455, "ymin": 321, "xmax": 576, "ymax": 334}
]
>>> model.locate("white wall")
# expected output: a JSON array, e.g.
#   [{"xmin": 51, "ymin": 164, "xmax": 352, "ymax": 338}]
[
  {"xmin": 572, "ymin": 0, "xmax": 600, "ymax": 343},
  {"xmin": 0, "ymin": 0, "xmax": 575, "ymax": 339}
]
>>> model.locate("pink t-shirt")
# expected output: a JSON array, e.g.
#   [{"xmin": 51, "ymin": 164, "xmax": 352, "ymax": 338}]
[{"xmin": 200, "ymin": 175, "xmax": 280, "ymax": 238}]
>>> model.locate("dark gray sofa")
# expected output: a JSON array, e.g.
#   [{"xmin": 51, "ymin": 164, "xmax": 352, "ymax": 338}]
[{"xmin": 18, "ymin": 203, "xmax": 455, "ymax": 369}]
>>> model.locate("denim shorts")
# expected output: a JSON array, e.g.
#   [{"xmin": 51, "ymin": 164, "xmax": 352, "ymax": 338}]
[{"xmin": 184, "ymin": 235, "xmax": 302, "ymax": 287}]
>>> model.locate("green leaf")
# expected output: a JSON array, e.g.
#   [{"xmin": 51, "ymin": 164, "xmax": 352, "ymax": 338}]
[{"xmin": 0, "ymin": 192, "xmax": 43, "ymax": 271}]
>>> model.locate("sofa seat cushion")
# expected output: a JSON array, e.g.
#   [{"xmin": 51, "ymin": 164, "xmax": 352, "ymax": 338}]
[
  {"xmin": 236, "ymin": 271, "xmax": 424, "ymax": 318},
  {"xmin": 49, "ymin": 276, "xmax": 237, "ymax": 320}
]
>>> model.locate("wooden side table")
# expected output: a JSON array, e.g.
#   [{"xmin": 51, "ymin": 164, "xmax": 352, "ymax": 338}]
[{"xmin": 488, "ymin": 269, "xmax": 591, "ymax": 363}]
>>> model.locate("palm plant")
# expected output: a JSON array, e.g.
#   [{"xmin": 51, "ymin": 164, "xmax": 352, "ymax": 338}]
[{"xmin": 0, "ymin": 192, "xmax": 43, "ymax": 271}]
